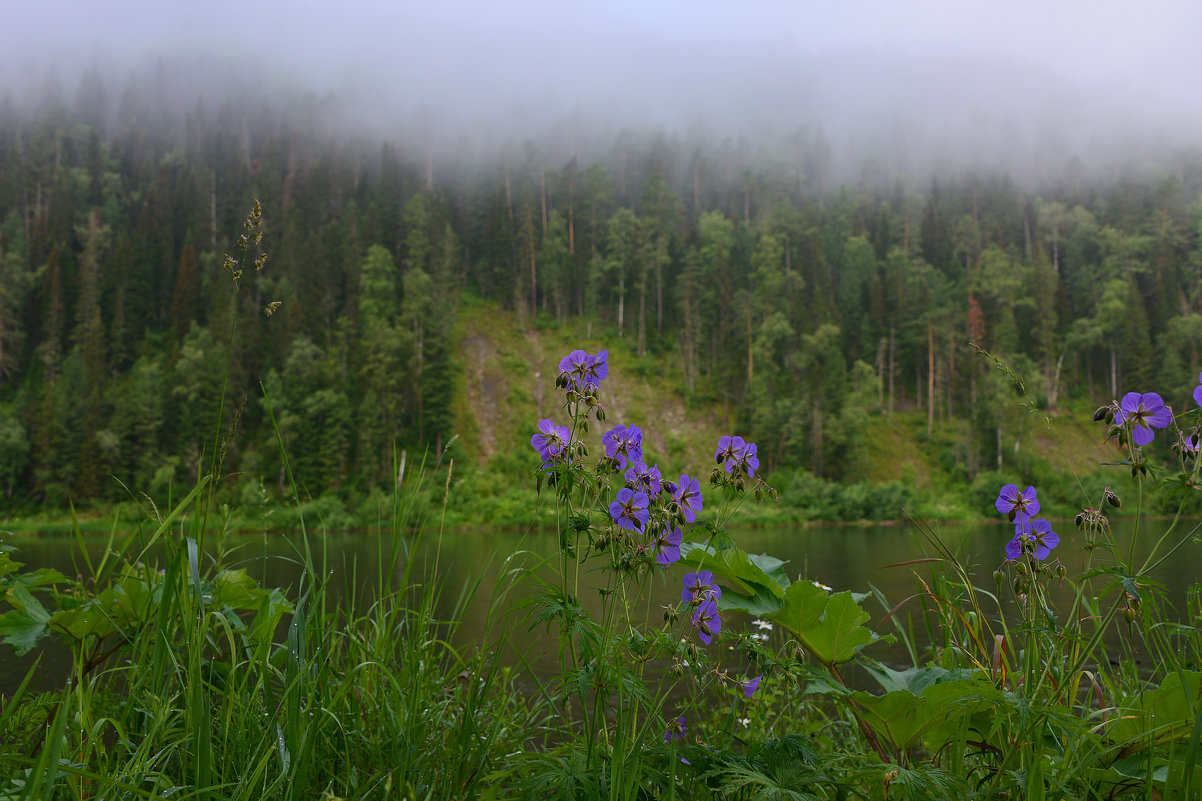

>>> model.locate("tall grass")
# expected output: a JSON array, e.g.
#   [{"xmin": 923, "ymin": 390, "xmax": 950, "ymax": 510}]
[{"xmin": 0, "ymin": 203, "xmax": 540, "ymax": 800}]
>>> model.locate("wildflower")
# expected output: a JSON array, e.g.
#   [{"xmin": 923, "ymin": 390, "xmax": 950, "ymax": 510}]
[
  {"xmin": 664, "ymin": 715, "xmax": 687, "ymax": 743},
  {"xmin": 583, "ymin": 349, "xmax": 608, "ymax": 387},
  {"xmin": 742, "ymin": 674, "xmax": 762, "ymax": 698},
  {"xmin": 674, "ymin": 474, "xmax": 703, "ymax": 522},
  {"xmin": 558, "ymin": 348, "xmax": 609, "ymax": 391},
  {"xmin": 530, "ymin": 419, "xmax": 570, "ymax": 461},
  {"xmin": 738, "ymin": 717, "xmax": 751, "ymax": 728},
  {"xmin": 1194, "ymin": 371, "xmax": 1202, "ymax": 408},
  {"xmin": 654, "ymin": 526, "xmax": 683, "ymax": 566},
  {"xmin": 624, "ymin": 461, "xmax": 662, "ymax": 495},
  {"xmin": 811, "ymin": 580, "xmax": 833, "ymax": 592},
  {"xmin": 682, "ymin": 571, "xmax": 721, "ymax": 604},
  {"xmin": 692, "ymin": 599, "xmax": 722, "ymax": 645},
  {"xmin": 715, "ymin": 435, "xmax": 747, "ymax": 471},
  {"xmin": 752, "ymin": 619, "xmax": 773, "ymax": 631},
  {"xmin": 1005, "ymin": 517, "xmax": 1060, "ymax": 561},
  {"xmin": 610, "ymin": 487, "xmax": 650, "ymax": 531},
  {"xmin": 734, "ymin": 442, "xmax": 760, "ymax": 478},
  {"xmin": 602, "ymin": 424, "xmax": 644, "ymax": 468},
  {"xmin": 1114, "ymin": 392, "xmax": 1172, "ymax": 446},
  {"xmin": 995, "ymin": 484, "xmax": 1039, "ymax": 523}
]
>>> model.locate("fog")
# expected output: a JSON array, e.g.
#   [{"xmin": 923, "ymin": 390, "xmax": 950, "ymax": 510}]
[{"xmin": 3, "ymin": 0, "xmax": 1201, "ymax": 185}]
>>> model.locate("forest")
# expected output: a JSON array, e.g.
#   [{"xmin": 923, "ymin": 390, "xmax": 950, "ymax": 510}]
[{"xmin": 2, "ymin": 65, "xmax": 1202, "ymax": 517}]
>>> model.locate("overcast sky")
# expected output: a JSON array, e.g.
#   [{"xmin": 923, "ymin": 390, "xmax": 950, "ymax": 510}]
[{"xmin": 3, "ymin": 0, "xmax": 1201, "ymax": 177}]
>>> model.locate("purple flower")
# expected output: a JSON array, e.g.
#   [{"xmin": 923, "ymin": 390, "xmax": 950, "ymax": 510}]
[
  {"xmin": 530, "ymin": 419, "xmax": 570, "ymax": 461},
  {"xmin": 673, "ymin": 474, "xmax": 703, "ymax": 523},
  {"xmin": 735, "ymin": 443, "xmax": 760, "ymax": 478},
  {"xmin": 692, "ymin": 599, "xmax": 722, "ymax": 644},
  {"xmin": 602, "ymin": 424, "xmax": 644, "ymax": 469},
  {"xmin": 742, "ymin": 674, "xmax": 762, "ymax": 698},
  {"xmin": 715, "ymin": 435, "xmax": 747, "ymax": 471},
  {"xmin": 583, "ymin": 349, "xmax": 608, "ymax": 386},
  {"xmin": 654, "ymin": 526, "xmax": 683, "ymax": 566},
  {"xmin": 624, "ymin": 461, "xmax": 662, "ymax": 495},
  {"xmin": 609, "ymin": 487, "xmax": 650, "ymax": 531},
  {"xmin": 1005, "ymin": 517, "xmax": 1060, "ymax": 561},
  {"xmin": 1194, "ymin": 371, "xmax": 1202, "ymax": 408},
  {"xmin": 664, "ymin": 715, "xmax": 687, "ymax": 743},
  {"xmin": 558, "ymin": 348, "xmax": 609, "ymax": 391},
  {"xmin": 1115, "ymin": 392, "xmax": 1173, "ymax": 446},
  {"xmin": 682, "ymin": 571, "xmax": 721, "ymax": 604},
  {"xmin": 995, "ymin": 485, "xmax": 1039, "ymax": 523}
]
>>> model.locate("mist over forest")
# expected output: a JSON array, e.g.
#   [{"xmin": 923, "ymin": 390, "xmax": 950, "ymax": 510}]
[{"xmin": 3, "ymin": 4, "xmax": 1202, "ymax": 519}]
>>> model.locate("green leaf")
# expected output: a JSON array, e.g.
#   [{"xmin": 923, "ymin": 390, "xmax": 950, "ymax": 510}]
[
  {"xmin": 850, "ymin": 679, "xmax": 1004, "ymax": 752},
  {"xmin": 766, "ymin": 582, "xmax": 883, "ymax": 665},
  {"xmin": 214, "ymin": 569, "xmax": 267, "ymax": 610},
  {"xmin": 1108, "ymin": 671, "xmax": 1202, "ymax": 746},
  {"xmin": 679, "ymin": 542, "xmax": 787, "ymax": 603}
]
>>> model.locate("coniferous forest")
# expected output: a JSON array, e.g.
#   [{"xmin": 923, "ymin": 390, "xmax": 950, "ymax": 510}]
[{"xmin": 3, "ymin": 65, "xmax": 1202, "ymax": 516}]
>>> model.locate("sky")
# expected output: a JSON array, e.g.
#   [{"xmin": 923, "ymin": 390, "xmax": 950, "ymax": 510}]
[{"xmin": 2, "ymin": 0, "xmax": 1201, "ymax": 178}]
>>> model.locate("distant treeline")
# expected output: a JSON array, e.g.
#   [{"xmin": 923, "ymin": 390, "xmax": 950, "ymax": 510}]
[{"xmin": 2, "ymin": 77, "xmax": 1202, "ymax": 510}]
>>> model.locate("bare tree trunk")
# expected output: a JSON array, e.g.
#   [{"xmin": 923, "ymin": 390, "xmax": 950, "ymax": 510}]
[
  {"xmin": 618, "ymin": 273, "xmax": 625, "ymax": 336},
  {"xmin": 928, "ymin": 321, "xmax": 935, "ymax": 438},
  {"xmin": 540, "ymin": 170, "xmax": 547, "ymax": 235},
  {"xmin": 1110, "ymin": 345, "xmax": 1118, "ymax": 398},
  {"xmin": 876, "ymin": 337, "xmax": 886, "ymax": 409},
  {"xmin": 747, "ymin": 303, "xmax": 754, "ymax": 392},
  {"xmin": 888, "ymin": 325, "xmax": 896, "ymax": 418}
]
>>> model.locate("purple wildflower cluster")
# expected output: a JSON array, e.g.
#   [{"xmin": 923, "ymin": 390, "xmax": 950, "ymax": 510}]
[
  {"xmin": 532, "ymin": 346, "xmax": 780, "ymax": 744},
  {"xmin": 995, "ymin": 484, "xmax": 1059, "ymax": 561}
]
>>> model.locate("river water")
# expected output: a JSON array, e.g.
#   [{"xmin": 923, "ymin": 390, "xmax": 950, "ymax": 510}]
[{"xmin": 3, "ymin": 519, "xmax": 1199, "ymax": 696}]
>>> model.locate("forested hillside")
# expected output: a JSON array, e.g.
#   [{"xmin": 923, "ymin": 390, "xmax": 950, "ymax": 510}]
[{"xmin": 2, "ymin": 71, "xmax": 1201, "ymax": 516}]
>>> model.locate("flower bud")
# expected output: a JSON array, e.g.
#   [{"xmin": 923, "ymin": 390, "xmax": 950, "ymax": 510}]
[
  {"xmin": 580, "ymin": 418, "xmax": 590, "ymax": 434},
  {"xmin": 1056, "ymin": 564, "xmax": 1067, "ymax": 578},
  {"xmin": 1093, "ymin": 406, "xmax": 1110, "ymax": 422},
  {"xmin": 1104, "ymin": 488, "xmax": 1121, "ymax": 508},
  {"xmin": 596, "ymin": 408, "xmax": 607, "ymax": 422},
  {"xmin": 1075, "ymin": 511, "xmax": 1086, "ymax": 528},
  {"xmin": 755, "ymin": 488, "xmax": 764, "ymax": 502},
  {"xmin": 993, "ymin": 570, "xmax": 1005, "ymax": 587},
  {"xmin": 1123, "ymin": 608, "xmax": 1137, "ymax": 625}
]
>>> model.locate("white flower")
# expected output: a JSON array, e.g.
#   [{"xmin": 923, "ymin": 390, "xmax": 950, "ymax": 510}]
[
  {"xmin": 812, "ymin": 580, "xmax": 833, "ymax": 592},
  {"xmin": 738, "ymin": 717, "xmax": 751, "ymax": 728},
  {"xmin": 752, "ymin": 619, "xmax": 773, "ymax": 631}
]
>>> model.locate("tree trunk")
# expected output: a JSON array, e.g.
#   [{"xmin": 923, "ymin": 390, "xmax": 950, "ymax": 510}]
[
  {"xmin": 618, "ymin": 273, "xmax": 625, "ymax": 336},
  {"xmin": 928, "ymin": 321, "xmax": 935, "ymax": 438},
  {"xmin": 888, "ymin": 326, "xmax": 895, "ymax": 418},
  {"xmin": 1110, "ymin": 345, "xmax": 1118, "ymax": 398},
  {"xmin": 540, "ymin": 170, "xmax": 547, "ymax": 235}
]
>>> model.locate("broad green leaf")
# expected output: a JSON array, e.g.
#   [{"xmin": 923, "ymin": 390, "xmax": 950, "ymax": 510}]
[
  {"xmin": 49, "ymin": 600, "xmax": 117, "ymax": 642},
  {"xmin": 850, "ymin": 679, "xmax": 1004, "ymax": 751},
  {"xmin": 861, "ymin": 662, "xmax": 980, "ymax": 695},
  {"xmin": 1108, "ymin": 671, "xmax": 1202, "ymax": 746},
  {"xmin": 19, "ymin": 567, "xmax": 68, "ymax": 587},
  {"xmin": 0, "ymin": 550, "xmax": 21, "ymax": 580},
  {"xmin": 766, "ymin": 582, "xmax": 883, "ymax": 665},
  {"xmin": 679, "ymin": 542, "xmax": 787, "ymax": 602},
  {"xmin": 214, "ymin": 569, "xmax": 267, "ymax": 610},
  {"xmin": 0, "ymin": 610, "xmax": 49, "ymax": 655},
  {"xmin": 0, "ymin": 584, "xmax": 51, "ymax": 655}
]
